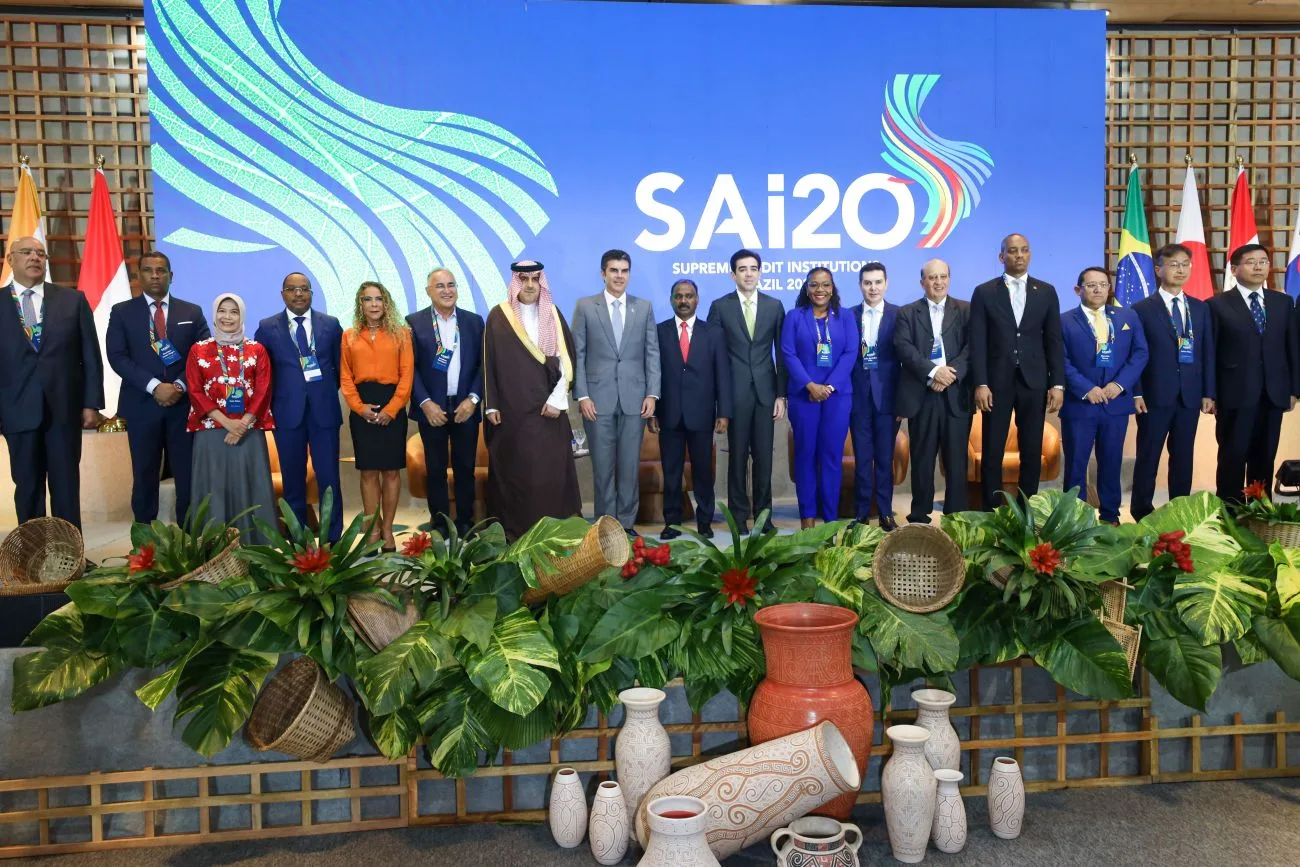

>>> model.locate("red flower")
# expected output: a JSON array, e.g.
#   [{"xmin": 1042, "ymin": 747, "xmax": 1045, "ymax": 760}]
[
  {"xmin": 1153, "ymin": 532, "xmax": 1195, "ymax": 573},
  {"xmin": 1243, "ymin": 481, "xmax": 1267, "ymax": 501},
  {"xmin": 1028, "ymin": 542, "xmax": 1062, "ymax": 575},
  {"xmin": 127, "ymin": 543, "xmax": 156, "ymax": 574},
  {"xmin": 621, "ymin": 560, "xmax": 640, "ymax": 579},
  {"xmin": 719, "ymin": 568, "xmax": 757, "ymax": 605},
  {"xmin": 291, "ymin": 545, "xmax": 332, "ymax": 575},
  {"xmin": 401, "ymin": 533, "xmax": 433, "ymax": 557}
]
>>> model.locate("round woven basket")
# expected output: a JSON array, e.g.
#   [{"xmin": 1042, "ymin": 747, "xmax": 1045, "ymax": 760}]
[
  {"xmin": 245, "ymin": 657, "xmax": 356, "ymax": 762},
  {"xmin": 871, "ymin": 524, "xmax": 965, "ymax": 613},
  {"xmin": 0, "ymin": 518, "xmax": 84, "ymax": 596},
  {"xmin": 1243, "ymin": 518, "xmax": 1300, "ymax": 549},
  {"xmin": 523, "ymin": 515, "xmax": 630, "ymax": 604},
  {"xmin": 347, "ymin": 594, "xmax": 421, "ymax": 653},
  {"xmin": 160, "ymin": 528, "xmax": 248, "ymax": 590}
]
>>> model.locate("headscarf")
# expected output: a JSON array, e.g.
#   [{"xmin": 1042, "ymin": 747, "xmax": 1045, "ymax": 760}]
[
  {"xmin": 211, "ymin": 292, "xmax": 247, "ymax": 346},
  {"xmin": 507, "ymin": 260, "xmax": 558, "ymax": 357}
]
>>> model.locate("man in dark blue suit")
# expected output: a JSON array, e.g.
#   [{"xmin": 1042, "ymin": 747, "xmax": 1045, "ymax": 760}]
[
  {"xmin": 253, "ymin": 272, "xmax": 344, "ymax": 540},
  {"xmin": 650, "ymin": 279, "xmax": 732, "ymax": 539},
  {"xmin": 1059, "ymin": 267, "xmax": 1148, "ymax": 525},
  {"xmin": 848, "ymin": 262, "xmax": 901, "ymax": 530},
  {"xmin": 105, "ymin": 251, "xmax": 209, "ymax": 525},
  {"xmin": 408, "ymin": 268, "xmax": 484, "ymax": 535},
  {"xmin": 1130, "ymin": 244, "xmax": 1215, "ymax": 520}
]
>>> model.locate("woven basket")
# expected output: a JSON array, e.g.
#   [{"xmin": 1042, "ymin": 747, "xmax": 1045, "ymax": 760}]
[
  {"xmin": 348, "ymin": 594, "xmax": 421, "ymax": 653},
  {"xmin": 1243, "ymin": 518, "xmax": 1300, "ymax": 549},
  {"xmin": 245, "ymin": 657, "xmax": 356, "ymax": 762},
  {"xmin": 160, "ymin": 528, "xmax": 248, "ymax": 590},
  {"xmin": 0, "ymin": 518, "xmax": 84, "ymax": 596},
  {"xmin": 1102, "ymin": 617, "xmax": 1142, "ymax": 679},
  {"xmin": 871, "ymin": 523, "xmax": 965, "ymax": 613},
  {"xmin": 1095, "ymin": 580, "xmax": 1132, "ymax": 623},
  {"xmin": 522, "ymin": 515, "xmax": 630, "ymax": 605}
]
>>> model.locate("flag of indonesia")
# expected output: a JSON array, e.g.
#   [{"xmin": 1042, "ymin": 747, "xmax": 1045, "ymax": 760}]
[
  {"xmin": 1286, "ymin": 200, "xmax": 1300, "ymax": 300},
  {"xmin": 1174, "ymin": 164, "xmax": 1213, "ymax": 300},
  {"xmin": 78, "ymin": 167, "xmax": 133, "ymax": 417},
  {"xmin": 1223, "ymin": 165, "xmax": 1260, "ymax": 292}
]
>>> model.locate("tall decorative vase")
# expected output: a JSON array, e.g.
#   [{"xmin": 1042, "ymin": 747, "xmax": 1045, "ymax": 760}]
[
  {"xmin": 615, "ymin": 686, "xmax": 672, "ymax": 839},
  {"xmin": 881, "ymin": 724, "xmax": 936, "ymax": 865},
  {"xmin": 911, "ymin": 688, "xmax": 960, "ymax": 771},
  {"xmin": 589, "ymin": 780, "xmax": 630, "ymax": 865},
  {"xmin": 987, "ymin": 756, "xmax": 1025, "ymax": 840},
  {"xmin": 548, "ymin": 767, "xmax": 587, "ymax": 848},
  {"xmin": 637, "ymin": 796, "xmax": 721, "ymax": 867},
  {"xmin": 748, "ymin": 603, "xmax": 873, "ymax": 819},
  {"xmin": 634, "ymin": 721, "xmax": 861, "ymax": 860},
  {"xmin": 930, "ymin": 769, "xmax": 967, "ymax": 854}
]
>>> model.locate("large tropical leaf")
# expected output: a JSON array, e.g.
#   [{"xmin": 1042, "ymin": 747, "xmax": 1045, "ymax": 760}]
[
  {"xmin": 115, "ymin": 590, "xmax": 189, "ymax": 667},
  {"xmin": 418, "ymin": 678, "xmax": 494, "ymax": 778},
  {"xmin": 1139, "ymin": 492, "xmax": 1240, "ymax": 574},
  {"xmin": 462, "ymin": 609, "xmax": 560, "ymax": 716},
  {"xmin": 812, "ymin": 547, "xmax": 870, "ymax": 611},
  {"xmin": 355, "ymin": 617, "xmax": 457, "ymax": 716},
  {"xmin": 162, "ymin": 582, "xmax": 241, "ymax": 624},
  {"xmin": 503, "ymin": 516, "xmax": 592, "ymax": 584},
  {"xmin": 1022, "ymin": 616, "xmax": 1133, "ymax": 700},
  {"xmin": 1142, "ymin": 629, "xmax": 1222, "ymax": 711},
  {"xmin": 174, "ymin": 646, "xmax": 278, "ymax": 757},
  {"xmin": 443, "ymin": 597, "xmax": 497, "ymax": 652},
  {"xmin": 11, "ymin": 604, "xmax": 120, "ymax": 711},
  {"xmin": 135, "ymin": 638, "xmax": 214, "ymax": 710},
  {"xmin": 368, "ymin": 707, "xmax": 423, "ymax": 759},
  {"xmin": 1173, "ymin": 568, "xmax": 1268, "ymax": 646},
  {"xmin": 1272, "ymin": 544, "xmax": 1300, "ymax": 616},
  {"xmin": 1252, "ymin": 611, "xmax": 1300, "ymax": 681},
  {"xmin": 64, "ymin": 575, "xmax": 130, "ymax": 618},
  {"xmin": 949, "ymin": 582, "xmax": 1025, "ymax": 669},
  {"xmin": 858, "ymin": 591, "xmax": 959, "ymax": 674},
  {"xmin": 1073, "ymin": 524, "xmax": 1146, "ymax": 578},
  {"xmin": 579, "ymin": 589, "xmax": 680, "ymax": 664}
]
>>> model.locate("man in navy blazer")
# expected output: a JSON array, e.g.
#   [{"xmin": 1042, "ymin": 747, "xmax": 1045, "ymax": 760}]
[
  {"xmin": 105, "ymin": 251, "xmax": 209, "ymax": 525},
  {"xmin": 650, "ymin": 279, "xmax": 732, "ymax": 539},
  {"xmin": 408, "ymin": 268, "xmax": 484, "ymax": 535},
  {"xmin": 848, "ymin": 262, "xmax": 902, "ymax": 530},
  {"xmin": 1059, "ymin": 267, "xmax": 1148, "ymax": 525},
  {"xmin": 253, "ymin": 272, "xmax": 344, "ymax": 540},
  {"xmin": 1130, "ymin": 244, "xmax": 1215, "ymax": 521}
]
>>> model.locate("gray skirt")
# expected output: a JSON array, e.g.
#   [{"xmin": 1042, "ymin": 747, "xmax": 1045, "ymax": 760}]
[{"xmin": 191, "ymin": 428, "xmax": 280, "ymax": 545}]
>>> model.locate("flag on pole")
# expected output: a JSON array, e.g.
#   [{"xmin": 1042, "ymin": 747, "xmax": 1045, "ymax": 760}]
[
  {"xmin": 1115, "ymin": 162, "xmax": 1155, "ymax": 306},
  {"xmin": 78, "ymin": 163, "xmax": 133, "ymax": 417},
  {"xmin": 0, "ymin": 157, "xmax": 50, "ymax": 287},
  {"xmin": 1223, "ymin": 163, "xmax": 1260, "ymax": 292},
  {"xmin": 1174, "ymin": 162, "xmax": 1213, "ymax": 301},
  {"xmin": 1286, "ymin": 200, "xmax": 1300, "ymax": 300}
]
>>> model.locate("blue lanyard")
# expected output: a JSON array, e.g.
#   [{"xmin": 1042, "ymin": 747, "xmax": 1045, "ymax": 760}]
[
  {"xmin": 9, "ymin": 283, "xmax": 39, "ymax": 343},
  {"xmin": 217, "ymin": 342, "xmax": 246, "ymax": 383},
  {"xmin": 433, "ymin": 312, "xmax": 459, "ymax": 354},
  {"xmin": 814, "ymin": 315, "xmax": 831, "ymax": 345}
]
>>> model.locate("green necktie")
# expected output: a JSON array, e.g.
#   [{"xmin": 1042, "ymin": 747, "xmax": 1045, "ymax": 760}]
[{"xmin": 743, "ymin": 298, "xmax": 756, "ymax": 339}]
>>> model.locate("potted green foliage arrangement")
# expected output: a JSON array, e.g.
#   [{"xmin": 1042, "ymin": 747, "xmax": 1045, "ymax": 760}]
[{"xmin": 1235, "ymin": 482, "xmax": 1300, "ymax": 548}]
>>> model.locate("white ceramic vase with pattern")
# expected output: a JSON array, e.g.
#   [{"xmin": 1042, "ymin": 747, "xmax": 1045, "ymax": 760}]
[
  {"xmin": 911, "ymin": 688, "xmax": 960, "ymax": 772},
  {"xmin": 616, "ymin": 687, "xmax": 672, "ymax": 841},
  {"xmin": 930, "ymin": 769, "xmax": 967, "ymax": 854},
  {"xmin": 548, "ymin": 767, "xmax": 587, "ymax": 848},
  {"xmin": 637, "ymin": 796, "xmax": 721, "ymax": 867},
  {"xmin": 589, "ymin": 780, "xmax": 630, "ymax": 865},
  {"xmin": 987, "ymin": 756, "xmax": 1025, "ymax": 840},
  {"xmin": 881, "ymin": 724, "xmax": 936, "ymax": 864}
]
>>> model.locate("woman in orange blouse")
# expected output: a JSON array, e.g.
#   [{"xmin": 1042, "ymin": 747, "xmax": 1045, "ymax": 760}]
[
  {"xmin": 186, "ymin": 293, "xmax": 278, "ymax": 543},
  {"xmin": 341, "ymin": 281, "xmax": 414, "ymax": 550}
]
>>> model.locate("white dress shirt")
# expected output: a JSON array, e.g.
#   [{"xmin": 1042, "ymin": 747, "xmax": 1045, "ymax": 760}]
[
  {"xmin": 861, "ymin": 301, "xmax": 885, "ymax": 348},
  {"xmin": 1157, "ymin": 287, "xmax": 1192, "ymax": 336},
  {"xmin": 285, "ymin": 307, "xmax": 314, "ymax": 346},
  {"xmin": 435, "ymin": 308, "xmax": 462, "ymax": 403},
  {"xmin": 1237, "ymin": 284, "xmax": 1267, "ymax": 319},
  {"xmin": 675, "ymin": 315, "xmax": 696, "ymax": 341},
  {"xmin": 927, "ymin": 298, "xmax": 947, "ymax": 381},
  {"xmin": 143, "ymin": 293, "xmax": 186, "ymax": 395},
  {"xmin": 1003, "ymin": 273, "xmax": 1027, "ymax": 325},
  {"xmin": 9, "ymin": 279, "xmax": 45, "ymax": 322}
]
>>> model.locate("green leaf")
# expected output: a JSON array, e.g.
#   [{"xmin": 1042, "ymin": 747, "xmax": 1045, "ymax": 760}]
[
  {"xmin": 1233, "ymin": 631, "xmax": 1271, "ymax": 667},
  {"xmin": 859, "ymin": 591, "xmax": 959, "ymax": 674},
  {"xmin": 355, "ymin": 618, "xmax": 457, "ymax": 716},
  {"xmin": 11, "ymin": 642, "xmax": 119, "ymax": 712},
  {"xmin": 1139, "ymin": 492, "xmax": 1241, "ymax": 575},
  {"xmin": 1173, "ymin": 568, "xmax": 1268, "ymax": 646},
  {"xmin": 950, "ymin": 582, "xmax": 1025, "ymax": 669},
  {"xmin": 418, "ymin": 679, "xmax": 494, "ymax": 778},
  {"xmin": 162, "ymin": 582, "xmax": 240, "ymax": 623},
  {"xmin": 579, "ymin": 590, "xmax": 679, "ymax": 663},
  {"xmin": 444, "ymin": 597, "xmax": 497, "ymax": 652},
  {"xmin": 116, "ymin": 592, "xmax": 188, "ymax": 667},
  {"xmin": 174, "ymin": 646, "xmax": 278, "ymax": 757},
  {"xmin": 462, "ymin": 609, "xmax": 560, "ymax": 716},
  {"xmin": 1073, "ymin": 524, "xmax": 1145, "ymax": 578},
  {"xmin": 504, "ymin": 516, "xmax": 593, "ymax": 584},
  {"xmin": 1142, "ymin": 630, "xmax": 1221, "ymax": 711},
  {"xmin": 65, "ymin": 575, "xmax": 131, "ymax": 618},
  {"xmin": 1253, "ymin": 611, "xmax": 1300, "ymax": 681},
  {"xmin": 135, "ymin": 638, "xmax": 214, "ymax": 710},
  {"xmin": 812, "ymin": 548, "xmax": 869, "ymax": 611},
  {"xmin": 1272, "ymin": 544, "xmax": 1300, "ymax": 616},
  {"xmin": 369, "ymin": 708, "xmax": 423, "ymax": 759},
  {"xmin": 1022, "ymin": 616, "xmax": 1133, "ymax": 700}
]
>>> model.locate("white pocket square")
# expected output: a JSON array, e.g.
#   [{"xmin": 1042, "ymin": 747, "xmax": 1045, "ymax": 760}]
[{"xmin": 176, "ymin": 320, "xmax": 193, "ymax": 325}]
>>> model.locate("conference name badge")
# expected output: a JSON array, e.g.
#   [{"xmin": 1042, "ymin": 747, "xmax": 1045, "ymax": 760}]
[
  {"xmin": 862, "ymin": 343, "xmax": 879, "ymax": 370},
  {"xmin": 225, "ymin": 385, "xmax": 246, "ymax": 415},
  {"xmin": 930, "ymin": 337, "xmax": 943, "ymax": 362},
  {"xmin": 1178, "ymin": 336, "xmax": 1195, "ymax": 365},
  {"xmin": 1096, "ymin": 341, "xmax": 1114, "ymax": 369},
  {"xmin": 816, "ymin": 341, "xmax": 832, "ymax": 368},
  {"xmin": 154, "ymin": 337, "xmax": 183, "ymax": 366},
  {"xmin": 29, "ymin": 323, "xmax": 43, "ymax": 351},
  {"xmin": 432, "ymin": 347, "xmax": 454, "ymax": 372},
  {"xmin": 300, "ymin": 353, "xmax": 323, "ymax": 382}
]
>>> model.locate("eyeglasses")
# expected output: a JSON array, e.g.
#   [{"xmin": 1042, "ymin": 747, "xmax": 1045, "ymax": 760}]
[
  {"xmin": 1161, "ymin": 261, "xmax": 1191, "ymax": 270},
  {"xmin": 12, "ymin": 248, "xmax": 47, "ymax": 258},
  {"xmin": 1081, "ymin": 281, "xmax": 1111, "ymax": 290},
  {"xmin": 283, "ymin": 286, "xmax": 312, "ymax": 294}
]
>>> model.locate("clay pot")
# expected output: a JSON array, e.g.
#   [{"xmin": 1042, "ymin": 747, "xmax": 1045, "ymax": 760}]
[
  {"xmin": 589, "ymin": 780, "xmax": 630, "ymax": 865},
  {"xmin": 748, "ymin": 603, "xmax": 873, "ymax": 819},
  {"xmin": 615, "ymin": 687, "xmax": 672, "ymax": 839},
  {"xmin": 637, "ymin": 796, "xmax": 721, "ymax": 866},
  {"xmin": 931, "ymin": 769, "xmax": 967, "ymax": 854},
  {"xmin": 771, "ymin": 815, "xmax": 863, "ymax": 866},
  {"xmin": 547, "ymin": 767, "xmax": 587, "ymax": 848},
  {"xmin": 911, "ymin": 688, "xmax": 960, "ymax": 772},
  {"xmin": 987, "ymin": 756, "xmax": 1025, "ymax": 839},
  {"xmin": 881, "ymin": 724, "xmax": 936, "ymax": 864}
]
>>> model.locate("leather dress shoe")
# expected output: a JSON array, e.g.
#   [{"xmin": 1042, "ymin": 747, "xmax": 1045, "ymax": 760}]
[
  {"xmin": 879, "ymin": 515, "xmax": 899, "ymax": 532},
  {"xmin": 659, "ymin": 526, "xmax": 682, "ymax": 540},
  {"xmin": 697, "ymin": 525, "xmax": 714, "ymax": 539}
]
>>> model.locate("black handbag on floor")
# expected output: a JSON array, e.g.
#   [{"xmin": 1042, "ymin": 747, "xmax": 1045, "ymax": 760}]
[{"xmin": 1277, "ymin": 460, "xmax": 1300, "ymax": 496}]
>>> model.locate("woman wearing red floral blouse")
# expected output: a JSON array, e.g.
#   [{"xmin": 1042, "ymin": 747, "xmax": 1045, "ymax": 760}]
[{"xmin": 186, "ymin": 293, "xmax": 278, "ymax": 543}]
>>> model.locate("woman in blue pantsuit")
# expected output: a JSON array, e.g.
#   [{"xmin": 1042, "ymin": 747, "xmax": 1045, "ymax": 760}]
[{"xmin": 781, "ymin": 267, "xmax": 859, "ymax": 526}]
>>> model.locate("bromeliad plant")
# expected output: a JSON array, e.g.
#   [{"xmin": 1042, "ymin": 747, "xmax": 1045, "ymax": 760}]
[{"xmin": 1235, "ymin": 484, "xmax": 1300, "ymax": 527}]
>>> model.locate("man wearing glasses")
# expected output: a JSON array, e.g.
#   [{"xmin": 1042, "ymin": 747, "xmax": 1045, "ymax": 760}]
[
  {"xmin": 1130, "ymin": 244, "xmax": 1215, "ymax": 520},
  {"xmin": 0, "ymin": 237, "xmax": 105, "ymax": 528},
  {"xmin": 254, "ymin": 272, "xmax": 345, "ymax": 540}
]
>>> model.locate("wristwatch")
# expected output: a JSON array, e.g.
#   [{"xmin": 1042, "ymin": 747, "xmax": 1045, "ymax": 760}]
[{"xmin": 469, "ymin": 394, "xmax": 480, "ymax": 405}]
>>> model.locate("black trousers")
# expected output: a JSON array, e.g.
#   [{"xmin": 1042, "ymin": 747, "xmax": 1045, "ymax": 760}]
[
  {"xmin": 5, "ymin": 403, "xmax": 83, "ymax": 529},
  {"xmin": 660, "ymin": 422, "xmax": 715, "ymax": 529},
  {"xmin": 1216, "ymin": 401, "xmax": 1284, "ymax": 503},
  {"xmin": 908, "ymin": 392, "xmax": 970, "ymax": 524},
  {"xmin": 981, "ymin": 376, "xmax": 1046, "ymax": 509},
  {"xmin": 727, "ymin": 389, "xmax": 774, "ymax": 523},
  {"xmin": 418, "ymin": 401, "xmax": 480, "ymax": 532},
  {"xmin": 126, "ymin": 403, "xmax": 193, "ymax": 525},
  {"xmin": 1131, "ymin": 402, "xmax": 1199, "ymax": 520}
]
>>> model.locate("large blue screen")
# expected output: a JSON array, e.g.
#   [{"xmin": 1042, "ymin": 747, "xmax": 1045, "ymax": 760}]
[{"xmin": 147, "ymin": 0, "xmax": 1105, "ymax": 324}]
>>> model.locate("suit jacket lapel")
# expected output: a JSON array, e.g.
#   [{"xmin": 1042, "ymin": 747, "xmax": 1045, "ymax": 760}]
[{"xmin": 593, "ymin": 295, "xmax": 619, "ymax": 357}]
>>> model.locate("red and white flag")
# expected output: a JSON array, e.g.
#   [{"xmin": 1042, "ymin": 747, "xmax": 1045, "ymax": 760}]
[
  {"xmin": 1223, "ymin": 165, "xmax": 1260, "ymax": 292},
  {"xmin": 77, "ymin": 167, "xmax": 132, "ymax": 416},
  {"xmin": 1174, "ymin": 164, "xmax": 1213, "ymax": 300}
]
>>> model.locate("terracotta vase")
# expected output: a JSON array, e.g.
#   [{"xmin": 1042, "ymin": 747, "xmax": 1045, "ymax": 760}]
[
  {"xmin": 881, "ymin": 724, "xmax": 936, "ymax": 864},
  {"xmin": 770, "ymin": 815, "xmax": 863, "ymax": 866},
  {"xmin": 548, "ymin": 767, "xmax": 587, "ymax": 848},
  {"xmin": 615, "ymin": 687, "xmax": 672, "ymax": 839},
  {"xmin": 589, "ymin": 780, "xmax": 630, "ymax": 865},
  {"xmin": 634, "ymin": 721, "xmax": 860, "ymax": 860},
  {"xmin": 748, "ymin": 603, "xmax": 873, "ymax": 819},
  {"xmin": 930, "ymin": 769, "xmax": 967, "ymax": 854},
  {"xmin": 987, "ymin": 756, "xmax": 1025, "ymax": 839},
  {"xmin": 637, "ymin": 796, "xmax": 721, "ymax": 867},
  {"xmin": 911, "ymin": 688, "xmax": 960, "ymax": 771}
]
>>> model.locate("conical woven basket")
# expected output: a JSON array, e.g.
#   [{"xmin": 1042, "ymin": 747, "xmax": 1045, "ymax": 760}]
[
  {"xmin": 1102, "ymin": 617, "xmax": 1142, "ymax": 679},
  {"xmin": 871, "ymin": 523, "xmax": 965, "ymax": 613},
  {"xmin": 245, "ymin": 657, "xmax": 355, "ymax": 762},
  {"xmin": 522, "ymin": 515, "xmax": 630, "ymax": 604},
  {"xmin": 1243, "ymin": 519, "xmax": 1300, "ymax": 549},
  {"xmin": 160, "ymin": 528, "xmax": 248, "ymax": 590},
  {"xmin": 347, "ymin": 594, "xmax": 421, "ymax": 653},
  {"xmin": 0, "ymin": 518, "xmax": 84, "ymax": 596}
]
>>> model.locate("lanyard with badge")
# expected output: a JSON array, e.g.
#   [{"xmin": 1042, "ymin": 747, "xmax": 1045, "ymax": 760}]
[
  {"xmin": 217, "ymin": 342, "xmax": 247, "ymax": 415},
  {"xmin": 1172, "ymin": 302, "xmax": 1195, "ymax": 364},
  {"xmin": 149, "ymin": 304, "xmax": 184, "ymax": 365},
  {"xmin": 9, "ymin": 283, "xmax": 42, "ymax": 350},
  {"xmin": 432, "ymin": 313, "xmax": 458, "ymax": 372},
  {"xmin": 929, "ymin": 307, "xmax": 944, "ymax": 362},
  {"xmin": 293, "ymin": 316, "xmax": 323, "ymax": 382},
  {"xmin": 1093, "ymin": 310, "xmax": 1116, "ymax": 368},
  {"xmin": 861, "ymin": 309, "xmax": 878, "ymax": 370},
  {"xmin": 814, "ymin": 315, "xmax": 832, "ymax": 367}
]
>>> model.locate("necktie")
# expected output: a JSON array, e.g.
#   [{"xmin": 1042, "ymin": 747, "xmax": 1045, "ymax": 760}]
[
  {"xmin": 679, "ymin": 321, "xmax": 690, "ymax": 363},
  {"xmin": 294, "ymin": 315, "xmax": 311, "ymax": 356},
  {"xmin": 930, "ymin": 302, "xmax": 944, "ymax": 361},
  {"xmin": 611, "ymin": 299, "xmax": 624, "ymax": 350},
  {"xmin": 1089, "ymin": 308, "xmax": 1108, "ymax": 349},
  {"xmin": 743, "ymin": 298, "xmax": 756, "ymax": 339},
  {"xmin": 1249, "ymin": 292, "xmax": 1266, "ymax": 334},
  {"xmin": 153, "ymin": 300, "xmax": 167, "ymax": 340},
  {"xmin": 21, "ymin": 289, "xmax": 38, "ymax": 331},
  {"xmin": 865, "ymin": 307, "xmax": 878, "ymax": 347},
  {"xmin": 1010, "ymin": 278, "xmax": 1026, "ymax": 325},
  {"xmin": 1171, "ymin": 297, "xmax": 1186, "ymax": 338}
]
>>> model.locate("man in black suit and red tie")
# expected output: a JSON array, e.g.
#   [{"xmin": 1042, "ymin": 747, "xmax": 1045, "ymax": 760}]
[
  {"xmin": 650, "ymin": 279, "xmax": 732, "ymax": 539},
  {"xmin": 1209, "ymin": 243, "xmax": 1298, "ymax": 502},
  {"xmin": 0, "ymin": 236, "xmax": 105, "ymax": 528},
  {"xmin": 970, "ymin": 233, "xmax": 1065, "ymax": 508}
]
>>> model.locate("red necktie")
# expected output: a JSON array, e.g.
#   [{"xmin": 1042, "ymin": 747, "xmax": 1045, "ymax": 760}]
[
  {"xmin": 679, "ymin": 321, "xmax": 690, "ymax": 363},
  {"xmin": 153, "ymin": 301, "xmax": 167, "ymax": 340}
]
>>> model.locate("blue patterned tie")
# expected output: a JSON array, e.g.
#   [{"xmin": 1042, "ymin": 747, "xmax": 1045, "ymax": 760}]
[
  {"xmin": 1171, "ymin": 297, "xmax": 1185, "ymax": 338},
  {"xmin": 1249, "ymin": 292, "xmax": 1265, "ymax": 335},
  {"xmin": 294, "ymin": 315, "xmax": 311, "ymax": 355}
]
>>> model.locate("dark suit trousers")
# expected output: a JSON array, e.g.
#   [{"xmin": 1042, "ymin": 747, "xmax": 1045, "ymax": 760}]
[
  {"xmin": 419, "ymin": 412, "xmax": 480, "ymax": 532},
  {"xmin": 908, "ymin": 392, "xmax": 970, "ymax": 524},
  {"xmin": 1216, "ymin": 401, "xmax": 1284, "ymax": 503},
  {"xmin": 1131, "ymin": 404, "xmax": 1199, "ymax": 520},
  {"xmin": 127, "ymin": 402, "xmax": 193, "ymax": 524},
  {"xmin": 851, "ymin": 403, "xmax": 899, "ymax": 518},
  {"xmin": 272, "ymin": 420, "xmax": 343, "ymax": 542},
  {"xmin": 6, "ymin": 403, "xmax": 83, "ymax": 529},
  {"xmin": 660, "ymin": 423, "xmax": 715, "ymax": 528},
  {"xmin": 728, "ymin": 389, "xmax": 775, "ymax": 522},
  {"xmin": 981, "ymin": 377, "xmax": 1047, "ymax": 508}
]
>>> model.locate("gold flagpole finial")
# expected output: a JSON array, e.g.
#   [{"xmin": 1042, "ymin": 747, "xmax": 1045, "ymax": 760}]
[
  {"xmin": 1184, "ymin": 154, "xmax": 1193, "ymax": 166},
  {"xmin": 19, "ymin": 154, "xmax": 30, "ymax": 168},
  {"xmin": 1234, "ymin": 154, "xmax": 1244, "ymax": 170},
  {"xmin": 95, "ymin": 153, "xmax": 105, "ymax": 170},
  {"xmin": 1129, "ymin": 153, "xmax": 1139, "ymax": 168}
]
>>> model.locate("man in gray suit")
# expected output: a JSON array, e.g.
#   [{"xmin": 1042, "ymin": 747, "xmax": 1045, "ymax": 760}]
[{"xmin": 573, "ymin": 249, "xmax": 661, "ymax": 535}]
